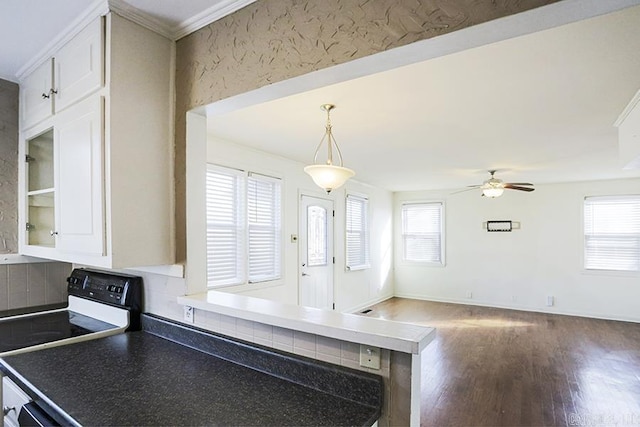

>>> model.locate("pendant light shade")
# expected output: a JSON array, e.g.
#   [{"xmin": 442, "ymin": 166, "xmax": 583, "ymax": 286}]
[{"xmin": 304, "ymin": 104, "xmax": 355, "ymax": 193}]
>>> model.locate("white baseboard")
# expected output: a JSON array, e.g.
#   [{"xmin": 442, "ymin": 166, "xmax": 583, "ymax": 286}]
[
  {"xmin": 344, "ymin": 293, "xmax": 394, "ymax": 314},
  {"xmin": 393, "ymin": 292, "xmax": 640, "ymax": 324}
]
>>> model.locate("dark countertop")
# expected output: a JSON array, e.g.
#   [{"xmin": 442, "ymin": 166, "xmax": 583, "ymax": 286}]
[{"xmin": 1, "ymin": 314, "xmax": 382, "ymax": 426}]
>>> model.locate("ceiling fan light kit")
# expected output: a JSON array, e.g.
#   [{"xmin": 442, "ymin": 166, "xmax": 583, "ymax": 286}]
[
  {"xmin": 482, "ymin": 187, "xmax": 505, "ymax": 198},
  {"xmin": 304, "ymin": 104, "xmax": 355, "ymax": 193},
  {"xmin": 467, "ymin": 170, "xmax": 535, "ymax": 198}
]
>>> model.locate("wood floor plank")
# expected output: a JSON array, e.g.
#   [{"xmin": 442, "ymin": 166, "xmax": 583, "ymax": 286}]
[{"xmin": 363, "ymin": 298, "xmax": 640, "ymax": 427}]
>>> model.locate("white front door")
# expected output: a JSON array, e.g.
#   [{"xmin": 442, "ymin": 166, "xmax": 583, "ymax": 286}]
[{"xmin": 299, "ymin": 194, "xmax": 334, "ymax": 310}]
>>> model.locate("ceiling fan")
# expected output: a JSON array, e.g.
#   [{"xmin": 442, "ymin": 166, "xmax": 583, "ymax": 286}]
[{"xmin": 460, "ymin": 170, "xmax": 535, "ymax": 198}]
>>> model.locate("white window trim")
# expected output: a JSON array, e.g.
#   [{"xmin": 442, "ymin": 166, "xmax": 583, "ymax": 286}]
[
  {"xmin": 345, "ymin": 193, "xmax": 370, "ymax": 271},
  {"xmin": 582, "ymin": 194, "xmax": 640, "ymax": 275},
  {"xmin": 400, "ymin": 201, "xmax": 446, "ymax": 267},
  {"xmin": 206, "ymin": 164, "xmax": 284, "ymax": 289}
]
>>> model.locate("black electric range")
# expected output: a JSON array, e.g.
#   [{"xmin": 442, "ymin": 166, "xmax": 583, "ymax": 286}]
[{"xmin": 0, "ymin": 268, "xmax": 142, "ymax": 357}]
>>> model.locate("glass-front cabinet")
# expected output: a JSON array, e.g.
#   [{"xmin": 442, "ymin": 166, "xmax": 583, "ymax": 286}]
[{"xmin": 26, "ymin": 129, "xmax": 55, "ymax": 247}]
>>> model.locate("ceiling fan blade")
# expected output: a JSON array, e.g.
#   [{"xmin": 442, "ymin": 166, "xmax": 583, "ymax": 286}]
[
  {"xmin": 504, "ymin": 184, "xmax": 535, "ymax": 192},
  {"xmin": 451, "ymin": 187, "xmax": 479, "ymax": 195},
  {"xmin": 505, "ymin": 182, "xmax": 534, "ymax": 186}
]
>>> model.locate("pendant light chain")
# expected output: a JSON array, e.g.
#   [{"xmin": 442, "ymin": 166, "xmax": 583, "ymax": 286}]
[{"xmin": 325, "ymin": 107, "xmax": 334, "ymax": 166}]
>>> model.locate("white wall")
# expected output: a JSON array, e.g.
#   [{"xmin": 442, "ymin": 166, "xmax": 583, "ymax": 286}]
[
  {"xmin": 206, "ymin": 136, "xmax": 394, "ymax": 312},
  {"xmin": 394, "ymin": 178, "xmax": 640, "ymax": 322},
  {"xmin": 335, "ymin": 181, "xmax": 395, "ymax": 312}
]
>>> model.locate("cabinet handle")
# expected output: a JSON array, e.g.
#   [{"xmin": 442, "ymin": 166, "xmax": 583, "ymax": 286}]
[
  {"xmin": 50, "ymin": 230, "xmax": 59, "ymax": 236},
  {"xmin": 41, "ymin": 92, "xmax": 50, "ymax": 99},
  {"xmin": 3, "ymin": 406, "xmax": 15, "ymax": 416},
  {"xmin": 50, "ymin": 88, "xmax": 58, "ymax": 95}
]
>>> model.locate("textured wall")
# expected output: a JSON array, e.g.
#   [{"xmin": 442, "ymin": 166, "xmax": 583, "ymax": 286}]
[
  {"xmin": 0, "ymin": 79, "xmax": 18, "ymax": 253},
  {"xmin": 174, "ymin": 0, "xmax": 560, "ymax": 260}
]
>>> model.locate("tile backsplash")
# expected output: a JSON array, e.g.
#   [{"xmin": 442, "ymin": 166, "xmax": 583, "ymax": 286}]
[{"xmin": 0, "ymin": 262, "xmax": 71, "ymax": 311}]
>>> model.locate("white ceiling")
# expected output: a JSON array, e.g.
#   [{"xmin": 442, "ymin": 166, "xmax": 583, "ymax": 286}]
[{"xmin": 208, "ymin": 5, "xmax": 640, "ymax": 192}]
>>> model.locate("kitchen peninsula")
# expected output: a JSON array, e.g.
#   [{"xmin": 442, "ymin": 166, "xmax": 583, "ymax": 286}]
[{"xmin": 179, "ymin": 291, "xmax": 435, "ymax": 426}]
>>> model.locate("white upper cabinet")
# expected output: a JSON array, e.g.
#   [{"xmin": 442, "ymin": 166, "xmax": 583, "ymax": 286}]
[
  {"xmin": 20, "ymin": 60, "xmax": 54, "ymax": 128},
  {"xmin": 20, "ymin": 18, "xmax": 103, "ymax": 131},
  {"xmin": 54, "ymin": 18, "xmax": 104, "ymax": 113},
  {"xmin": 18, "ymin": 13, "xmax": 173, "ymax": 269},
  {"xmin": 54, "ymin": 95, "xmax": 104, "ymax": 256}
]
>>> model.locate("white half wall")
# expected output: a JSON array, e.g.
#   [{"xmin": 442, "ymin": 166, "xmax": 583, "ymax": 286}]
[
  {"xmin": 394, "ymin": 178, "xmax": 640, "ymax": 322},
  {"xmin": 206, "ymin": 135, "xmax": 394, "ymax": 312}
]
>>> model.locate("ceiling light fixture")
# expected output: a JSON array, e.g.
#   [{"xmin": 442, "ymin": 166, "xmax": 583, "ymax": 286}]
[
  {"xmin": 481, "ymin": 186, "xmax": 505, "ymax": 198},
  {"xmin": 304, "ymin": 104, "xmax": 355, "ymax": 193}
]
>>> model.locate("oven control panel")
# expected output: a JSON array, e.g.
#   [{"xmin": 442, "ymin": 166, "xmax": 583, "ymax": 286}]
[{"xmin": 67, "ymin": 269, "xmax": 142, "ymax": 312}]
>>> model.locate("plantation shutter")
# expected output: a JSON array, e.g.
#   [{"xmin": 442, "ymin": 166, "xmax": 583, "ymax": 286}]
[
  {"xmin": 206, "ymin": 165, "xmax": 245, "ymax": 287},
  {"xmin": 584, "ymin": 196, "xmax": 640, "ymax": 271},
  {"xmin": 346, "ymin": 194, "xmax": 370, "ymax": 270},
  {"xmin": 247, "ymin": 173, "xmax": 282, "ymax": 283},
  {"xmin": 402, "ymin": 202, "xmax": 443, "ymax": 263}
]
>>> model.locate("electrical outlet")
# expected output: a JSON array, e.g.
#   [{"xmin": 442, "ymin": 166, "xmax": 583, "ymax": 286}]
[
  {"xmin": 546, "ymin": 296, "xmax": 555, "ymax": 307},
  {"xmin": 466, "ymin": 291, "xmax": 473, "ymax": 299},
  {"xmin": 184, "ymin": 305, "xmax": 194, "ymax": 323},
  {"xmin": 359, "ymin": 345, "xmax": 381, "ymax": 369}
]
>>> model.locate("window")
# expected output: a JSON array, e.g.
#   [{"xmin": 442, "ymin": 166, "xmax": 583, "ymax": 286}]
[
  {"xmin": 401, "ymin": 202, "xmax": 443, "ymax": 264},
  {"xmin": 345, "ymin": 194, "xmax": 370, "ymax": 270},
  {"xmin": 584, "ymin": 196, "xmax": 640, "ymax": 272},
  {"xmin": 206, "ymin": 165, "xmax": 282, "ymax": 287},
  {"xmin": 307, "ymin": 205, "xmax": 328, "ymax": 267}
]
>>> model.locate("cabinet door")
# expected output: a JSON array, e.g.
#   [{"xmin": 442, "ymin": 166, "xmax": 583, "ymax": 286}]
[
  {"xmin": 3, "ymin": 377, "xmax": 30, "ymax": 427},
  {"xmin": 54, "ymin": 95, "xmax": 104, "ymax": 255},
  {"xmin": 54, "ymin": 16, "xmax": 103, "ymax": 113},
  {"xmin": 20, "ymin": 59, "xmax": 53, "ymax": 129}
]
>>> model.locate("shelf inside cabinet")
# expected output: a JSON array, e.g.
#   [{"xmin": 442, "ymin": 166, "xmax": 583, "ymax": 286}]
[{"xmin": 27, "ymin": 188, "xmax": 55, "ymax": 197}]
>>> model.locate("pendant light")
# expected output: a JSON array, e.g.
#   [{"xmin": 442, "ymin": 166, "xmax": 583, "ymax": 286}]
[{"xmin": 304, "ymin": 104, "xmax": 355, "ymax": 193}]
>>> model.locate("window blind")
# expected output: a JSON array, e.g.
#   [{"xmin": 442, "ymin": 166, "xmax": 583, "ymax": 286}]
[
  {"xmin": 247, "ymin": 173, "xmax": 282, "ymax": 283},
  {"xmin": 206, "ymin": 165, "xmax": 282, "ymax": 287},
  {"xmin": 584, "ymin": 196, "xmax": 640, "ymax": 272},
  {"xmin": 206, "ymin": 165, "xmax": 245, "ymax": 287},
  {"xmin": 346, "ymin": 194, "xmax": 370, "ymax": 270},
  {"xmin": 401, "ymin": 202, "xmax": 443, "ymax": 264}
]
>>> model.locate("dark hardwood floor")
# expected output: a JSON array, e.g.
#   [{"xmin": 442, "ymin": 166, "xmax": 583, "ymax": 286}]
[{"xmin": 365, "ymin": 298, "xmax": 640, "ymax": 427}]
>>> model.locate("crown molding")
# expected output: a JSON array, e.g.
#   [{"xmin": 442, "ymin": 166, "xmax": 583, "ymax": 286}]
[
  {"xmin": 15, "ymin": 0, "xmax": 255, "ymax": 81},
  {"xmin": 172, "ymin": 0, "xmax": 256, "ymax": 40},
  {"xmin": 109, "ymin": 0, "xmax": 256, "ymax": 41},
  {"xmin": 107, "ymin": 0, "xmax": 174, "ymax": 39},
  {"xmin": 16, "ymin": 0, "xmax": 108, "ymax": 81}
]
